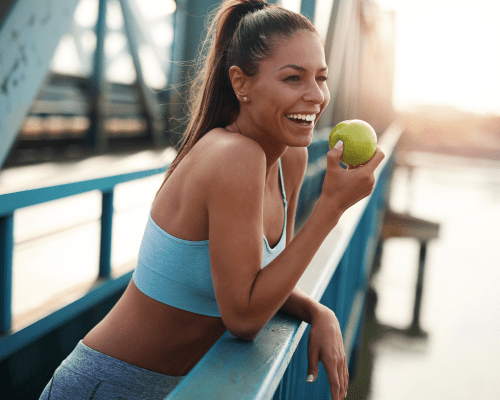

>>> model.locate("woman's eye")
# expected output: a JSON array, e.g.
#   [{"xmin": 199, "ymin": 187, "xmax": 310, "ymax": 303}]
[
  {"xmin": 317, "ymin": 76, "xmax": 328, "ymax": 82},
  {"xmin": 284, "ymin": 75, "xmax": 300, "ymax": 82}
]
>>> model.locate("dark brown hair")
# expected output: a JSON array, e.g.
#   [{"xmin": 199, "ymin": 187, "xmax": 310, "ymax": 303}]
[{"xmin": 159, "ymin": 0, "xmax": 317, "ymax": 189}]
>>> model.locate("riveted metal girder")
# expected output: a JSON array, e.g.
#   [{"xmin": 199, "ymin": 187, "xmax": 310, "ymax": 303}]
[
  {"xmin": 0, "ymin": 0, "xmax": 81, "ymax": 170},
  {"xmin": 300, "ymin": 0, "xmax": 317, "ymax": 23}
]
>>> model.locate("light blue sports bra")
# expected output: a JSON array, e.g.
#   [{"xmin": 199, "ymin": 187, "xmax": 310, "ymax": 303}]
[{"xmin": 132, "ymin": 159, "xmax": 288, "ymax": 317}]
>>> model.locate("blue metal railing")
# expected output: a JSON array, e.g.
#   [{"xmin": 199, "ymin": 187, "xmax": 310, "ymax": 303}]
[
  {"xmin": 166, "ymin": 122, "xmax": 403, "ymax": 400},
  {"xmin": 0, "ymin": 121, "xmax": 402, "ymax": 396},
  {"xmin": 0, "ymin": 165, "xmax": 167, "ymax": 356}
]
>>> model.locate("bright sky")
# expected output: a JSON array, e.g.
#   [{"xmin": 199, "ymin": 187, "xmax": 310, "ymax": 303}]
[
  {"xmin": 376, "ymin": 0, "xmax": 500, "ymax": 115},
  {"xmin": 284, "ymin": 0, "xmax": 500, "ymax": 115}
]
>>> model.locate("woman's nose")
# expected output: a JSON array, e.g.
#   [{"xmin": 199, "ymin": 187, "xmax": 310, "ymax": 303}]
[{"xmin": 304, "ymin": 81, "xmax": 325, "ymax": 104}]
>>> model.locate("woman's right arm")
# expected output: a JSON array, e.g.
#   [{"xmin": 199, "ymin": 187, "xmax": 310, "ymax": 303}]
[{"xmin": 208, "ymin": 138, "xmax": 384, "ymax": 341}]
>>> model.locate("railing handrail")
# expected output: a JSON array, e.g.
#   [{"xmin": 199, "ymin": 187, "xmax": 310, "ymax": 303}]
[
  {"xmin": 165, "ymin": 121, "xmax": 404, "ymax": 399},
  {"xmin": 0, "ymin": 166, "xmax": 168, "ymax": 216}
]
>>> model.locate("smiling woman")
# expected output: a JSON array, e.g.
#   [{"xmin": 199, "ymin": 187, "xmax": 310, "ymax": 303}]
[
  {"xmin": 39, "ymin": 1, "xmax": 384, "ymax": 400},
  {"xmin": 224, "ymin": 31, "xmax": 329, "ymax": 149}
]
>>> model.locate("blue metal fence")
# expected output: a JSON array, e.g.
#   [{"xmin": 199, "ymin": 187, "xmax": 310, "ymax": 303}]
[{"xmin": 0, "ymin": 165, "xmax": 167, "ymax": 357}]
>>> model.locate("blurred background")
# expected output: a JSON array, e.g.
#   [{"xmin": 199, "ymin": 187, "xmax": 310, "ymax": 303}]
[{"xmin": 0, "ymin": 0, "xmax": 499, "ymax": 398}]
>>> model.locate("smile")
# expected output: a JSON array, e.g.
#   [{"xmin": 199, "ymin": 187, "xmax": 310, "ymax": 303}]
[{"xmin": 285, "ymin": 114, "xmax": 317, "ymax": 125}]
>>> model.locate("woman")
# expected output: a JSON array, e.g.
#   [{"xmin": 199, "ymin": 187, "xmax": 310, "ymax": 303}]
[{"xmin": 40, "ymin": 1, "xmax": 384, "ymax": 399}]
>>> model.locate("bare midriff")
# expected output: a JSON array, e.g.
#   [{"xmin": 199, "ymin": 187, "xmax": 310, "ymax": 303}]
[{"xmin": 82, "ymin": 279, "xmax": 226, "ymax": 376}]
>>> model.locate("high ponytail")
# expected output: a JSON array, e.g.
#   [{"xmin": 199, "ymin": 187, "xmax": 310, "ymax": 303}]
[{"xmin": 158, "ymin": 0, "xmax": 317, "ymax": 188}]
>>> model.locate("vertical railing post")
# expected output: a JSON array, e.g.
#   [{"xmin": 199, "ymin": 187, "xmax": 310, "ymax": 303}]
[
  {"xmin": 408, "ymin": 241, "xmax": 428, "ymax": 337},
  {"xmin": 0, "ymin": 213, "xmax": 14, "ymax": 334},
  {"xmin": 99, "ymin": 190, "xmax": 114, "ymax": 279}
]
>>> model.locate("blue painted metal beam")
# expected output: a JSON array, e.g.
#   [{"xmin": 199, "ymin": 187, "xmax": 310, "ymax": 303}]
[
  {"xmin": 0, "ymin": 1, "xmax": 15, "ymax": 28},
  {"xmin": 0, "ymin": 0, "xmax": 81, "ymax": 170},
  {"xmin": 166, "ymin": 0, "xmax": 220, "ymax": 137},
  {"xmin": 0, "ymin": 166, "xmax": 167, "ymax": 216},
  {"xmin": 0, "ymin": 213, "xmax": 14, "ymax": 334},
  {"xmin": 99, "ymin": 189, "xmax": 114, "ymax": 279},
  {"xmin": 168, "ymin": 313, "xmax": 308, "ymax": 400},
  {"xmin": 0, "ymin": 270, "xmax": 133, "ymax": 360},
  {"xmin": 300, "ymin": 0, "xmax": 317, "ymax": 23},
  {"xmin": 87, "ymin": 0, "xmax": 108, "ymax": 152},
  {"xmin": 0, "ymin": 163, "xmax": 168, "ymax": 350},
  {"xmin": 119, "ymin": 0, "xmax": 166, "ymax": 146}
]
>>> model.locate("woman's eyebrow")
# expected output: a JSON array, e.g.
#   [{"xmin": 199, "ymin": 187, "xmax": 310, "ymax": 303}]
[{"xmin": 278, "ymin": 64, "xmax": 328, "ymax": 73}]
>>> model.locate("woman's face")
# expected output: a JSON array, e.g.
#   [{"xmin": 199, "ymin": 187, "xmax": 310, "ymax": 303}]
[{"xmin": 245, "ymin": 30, "xmax": 330, "ymax": 148}]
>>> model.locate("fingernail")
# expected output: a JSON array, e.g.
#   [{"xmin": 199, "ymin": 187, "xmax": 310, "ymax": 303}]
[
  {"xmin": 306, "ymin": 374, "xmax": 314, "ymax": 383},
  {"xmin": 334, "ymin": 140, "xmax": 344, "ymax": 150}
]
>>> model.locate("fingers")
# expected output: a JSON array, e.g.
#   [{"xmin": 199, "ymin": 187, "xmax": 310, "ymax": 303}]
[
  {"xmin": 342, "ymin": 355, "xmax": 349, "ymax": 398},
  {"xmin": 324, "ymin": 352, "xmax": 348, "ymax": 400},
  {"xmin": 306, "ymin": 337, "xmax": 319, "ymax": 383},
  {"xmin": 330, "ymin": 146, "xmax": 384, "ymax": 173},
  {"xmin": 325, "ymin": 363, "xmax": 342, "ymax": 400},
  {"xmin": 346, "ymin": 146, "xmax": 385, "ymax": 171},
  {"xmin": 307, "ymin": 349, "xmax": 349, "ymax": 399},
  {"xmin": 337, "ymin": 362, "xmax": 345, "ymax": 399},
  {"xmin": 336, "ymin": 356, "xmax": 348, "ymax": 400},
  {"xmin": 361, "ymin": 146, "xmax": 385, "ymax": 172},
  {"xmin": 346, "ymin": 163, "xmax": 361, "ymax": 170},
  {"xmin": 305, "ymin": 308, "xmax": 349, "ymax": 399}
]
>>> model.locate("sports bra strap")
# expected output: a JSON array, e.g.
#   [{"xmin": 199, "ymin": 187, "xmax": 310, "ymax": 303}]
[{"xmin": 278, "ymin": 158, "xmax": 287, "ymax": 208}]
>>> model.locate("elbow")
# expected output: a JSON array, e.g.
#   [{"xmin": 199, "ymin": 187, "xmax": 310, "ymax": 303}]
[
  {"xmin": 220, "ymin": 299, "xmax": 271, "ymax": 341},
  {"xmin": 229, "ymin": 329, "xmax": 258, "ymax": 342},
  {"xmin": 230, "ymin": 328, "xmax": 259, "ymax": 342},
  {"xmin": 224, "ymin": 318, "xmax": 262, "ymax": 342}
]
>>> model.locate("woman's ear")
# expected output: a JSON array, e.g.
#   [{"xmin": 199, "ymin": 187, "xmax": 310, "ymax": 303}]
[{"xmin": 229, "ymin": 65, "xmax": 250, "ymax": 102}]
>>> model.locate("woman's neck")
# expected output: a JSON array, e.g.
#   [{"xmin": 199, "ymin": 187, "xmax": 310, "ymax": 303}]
[{"xmin": 227, "ymin": 116, "xmax": 287, "ymax": 179}]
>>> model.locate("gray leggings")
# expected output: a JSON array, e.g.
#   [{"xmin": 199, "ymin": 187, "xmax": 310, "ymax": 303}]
[{"xmin": 39, "ymin": 341, "xmax": 185, "ymax": 400}]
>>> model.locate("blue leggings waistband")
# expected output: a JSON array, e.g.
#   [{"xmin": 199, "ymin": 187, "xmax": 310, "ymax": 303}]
[{"xmin": 39, "ymin": 341, "xmax": 184, "ymax": 400}]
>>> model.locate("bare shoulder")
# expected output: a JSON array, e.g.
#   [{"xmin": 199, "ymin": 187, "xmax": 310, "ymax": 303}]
[
  {"xmin": 280, "ymin": 146, "xmax": 308, "ymax": 191},
  {"xmin": 196, "ymin": 128, "xmax": 267, "ymax": 192},
  {"xmin": 206, "ymin": 128, "xmax": 265, "ymax": 162}
]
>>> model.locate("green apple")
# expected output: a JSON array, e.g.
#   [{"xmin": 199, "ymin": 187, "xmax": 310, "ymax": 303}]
[{"xmin": 328, "ymin": 119, "xmax": 377, "ymax": 166}]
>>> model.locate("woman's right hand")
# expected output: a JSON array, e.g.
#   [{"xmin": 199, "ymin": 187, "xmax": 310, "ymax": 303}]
[{"xmin": 318, "ymin": 141, "xmax": 385, "ymax": 220}]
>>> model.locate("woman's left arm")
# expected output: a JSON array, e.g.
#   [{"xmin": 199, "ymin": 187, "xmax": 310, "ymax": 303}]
[{"xmin": 280, "ymin": 147, "xmax": 348, "ymax": 398}]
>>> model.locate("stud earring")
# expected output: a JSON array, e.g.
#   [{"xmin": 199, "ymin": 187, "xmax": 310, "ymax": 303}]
[{"xmin": 242, "ymin": 96, "xmax": 248, "ymax": 102}]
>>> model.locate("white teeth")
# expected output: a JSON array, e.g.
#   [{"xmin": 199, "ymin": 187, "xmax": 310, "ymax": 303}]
[{"xmin": 286, "ymin": 114, "xmax": 316, "ymax": 122}]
